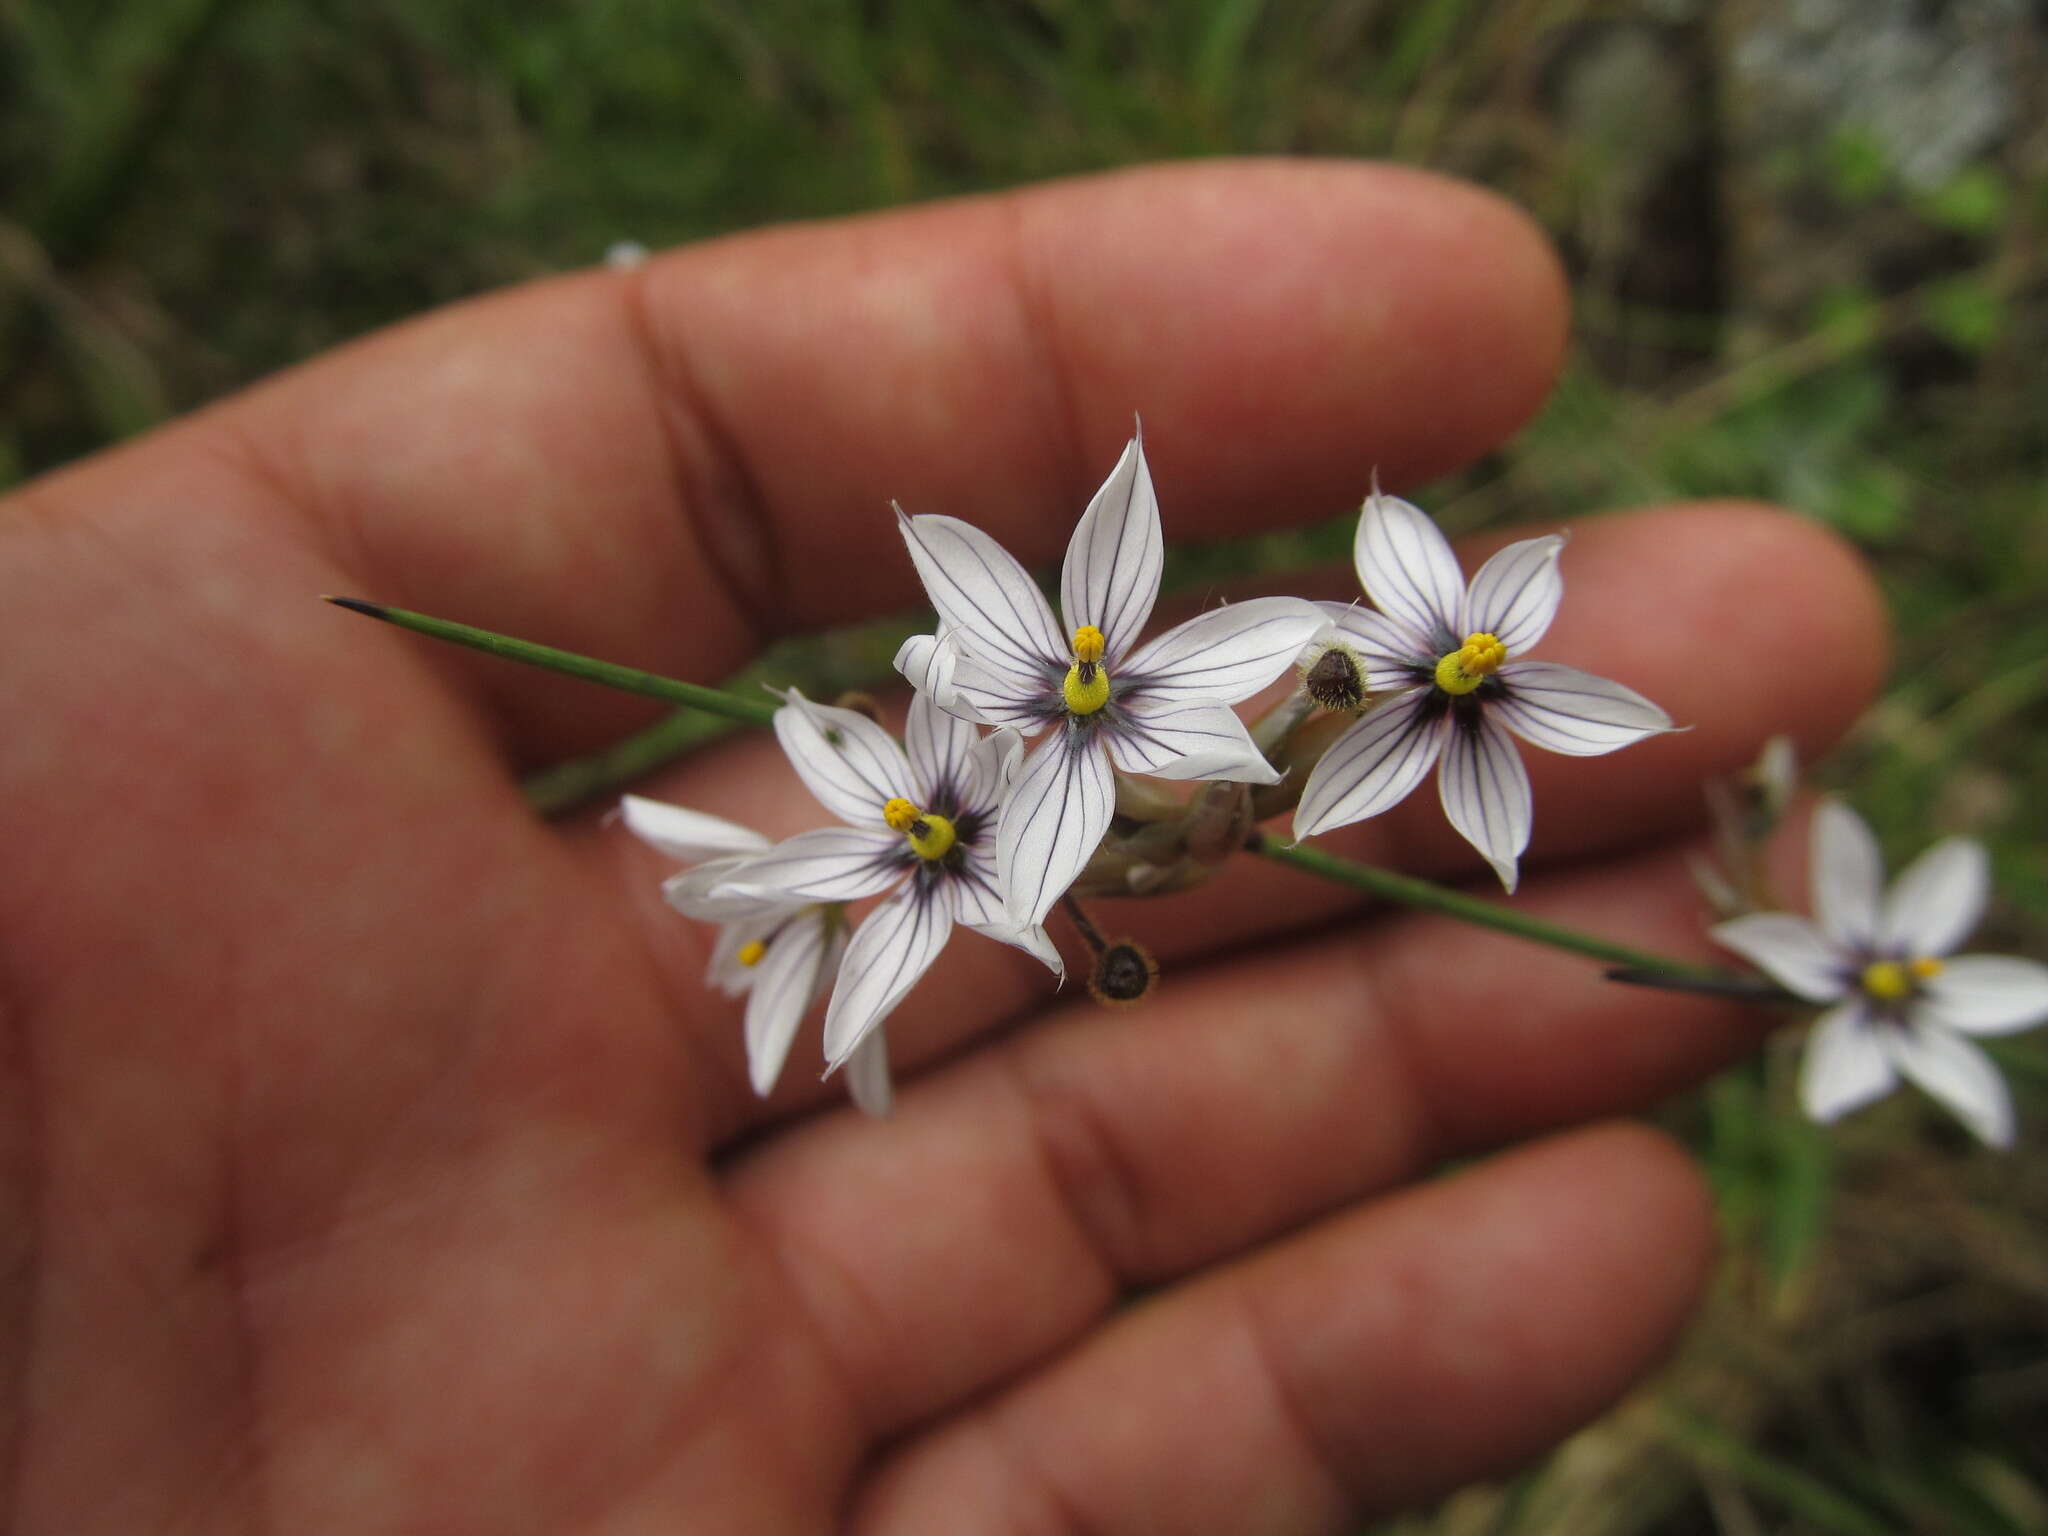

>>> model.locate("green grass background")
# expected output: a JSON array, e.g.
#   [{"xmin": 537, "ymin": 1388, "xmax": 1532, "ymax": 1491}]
[{"xmin": 4, "ymin": 1, "xmax": 2046, "ymax": 1530}]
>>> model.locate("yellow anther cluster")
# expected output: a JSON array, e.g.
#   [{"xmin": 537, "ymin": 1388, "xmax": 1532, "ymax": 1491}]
[
  {"xmin": 1063, "ymin": 624, "xmax": 1112, "ymax": 715},
  {"xmin": 738, "ymin": 939, "xmax": 768, "ymax": 968},
  {"xmin": 1861, "ymin": 955, "xmax": 1944, "ymax": 1001},
  {"xmin": 1433, "ymin": 631, "xmax": 1508, "ymax": 696},
  {"xmin": 884, "ymin": 796, "xmax": 957, "ymax": 861},
  {"xmin": 1910, "ymin": 956, "xmax": 1945, "ymax": 981}
]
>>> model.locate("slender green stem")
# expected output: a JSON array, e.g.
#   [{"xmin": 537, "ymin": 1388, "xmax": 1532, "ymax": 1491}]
[
  {"xmin": 327, "ymin": 595, "xmax": 1793, "ymax": 989},
  {"xmin": 322, "ymin": 597, "xmax": 779, "ymax": 728},
  {"xmin": 1252, "ymin": 834, "xmax": 1753, "ymax": 984}
]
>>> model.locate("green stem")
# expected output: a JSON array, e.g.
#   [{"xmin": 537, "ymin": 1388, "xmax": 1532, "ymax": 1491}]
[
  {"xmin": 1252, "ymin": 834, "xmax": 1749, "ymax": 984},
  {"xmin": 328, "ymin": 595, "xmax": 1792, "ymax": 990},
  {"xmin": 323, "ymin": 597, "xmax": 779, "ymax": 728}
]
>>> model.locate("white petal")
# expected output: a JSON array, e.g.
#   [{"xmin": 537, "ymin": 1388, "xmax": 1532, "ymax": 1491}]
[
  {"xmin": 906, "ymin": 690, "xmax": 981, "ymax": 810},
  {"xmin": 1462, "ymin": 533, "xmax": 1566, "ymax": 652},
  {"xmin": 957, "ymin": 726, "xmax": 1025, "ymax": 816},
  {"xmin": 1710, "ymin": 913, "xmax": 1851, "ymax": 1003},
  {"xmin": 1352, "ymin": 489, "xmax": 1464, "ymax": 646},
  {"xmin": 944, "ymin": 845, "xmax": 1010, "ymax": 931},
  {"xmin": 1489, "ymin": 661, "xmax": 1674, "ymax": 757},
  {"xmin": 711, "ymin": 826, "xmax": 905, "ymax": 904},
  {"xmin": 743, "ymin": 912, "xmax": 841, "ymax": 1095},
  {"xmin": 1292, "ymin": 688, "xmax": 1445, "ymax": 840},
  {"xmin": 618, "ymin": 796, "xmax": 769, "ymax": 865},
  {"xmin": 821, "ymin": 887, "xmax": 954, "ymax": 1069},
  {"xmin": 1887, "ymin": 1024, "xmax": 2014, "ymax": 1148},
  {"xmin": 1810, "ymin": 799, "xmax": 1884, "ymax": 951},
  {"xmin": 1117, "ymin": 596, "xmax": 1327, "ymax": 706},
  {"xmin": 1059, "ymin": 433, "xmax": 1162, "ymax": 658},
  {"xmin": 772, "ymin": 688, "xmax": 913, "ymax": 827},
  {"xmin": 1881, "ymin": 835, "xmax": 1989, "ymax": 957},
  {"xmin": 894, "ymin": 630, "xmax": 958, "ymax": 709},
  {"xmin": 1106, "ymin": 700, "xmax": 1278, "ymax": 784},
  {"xmin": 664, "ymin": 860, "xmax": 792, "ymax": 922},
  {"xmin": 1798, "ymin": 1000, "xmax": 1896, "ymax": 1123},
  {"xmin": 707, "ymin": 908, "xmax": 788, "ymax": 996},
  {"xmin": 842, "ymin": 1027, "xmax": 895, "ymax": 1116},
  {"xmin": 963, "ymin": 914, "xmax": 1067, "ymax": 979},
  {"xmin": 997, "ymin": 727, "xmax": 1116, "ymax": 932},
  {"xmin": 948, "ymin": 652, "xmax": 1057, "ymax": 731},
  {"xmin": 1314, "ymin": 601, "xmax": 1432, "ymax": 689},
  {"xmin": 1922, "ymin": 955, "xmax": 2048, "ymax": 1036},
  {"xmin": 896, "ymin": 507, "xmax": 1065, "ymax": 687},
  {"xmin": 1438, "ymin": 715, "xmax": 1533, "ymax": 893}
]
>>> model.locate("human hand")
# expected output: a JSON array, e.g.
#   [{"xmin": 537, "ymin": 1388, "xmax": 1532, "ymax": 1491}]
[{"xmin": 0, "ymin": 160, "xmax": 1886, "ymax": 1532}]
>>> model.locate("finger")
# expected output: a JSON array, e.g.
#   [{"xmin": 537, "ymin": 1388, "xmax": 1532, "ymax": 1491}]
[
  {"xmin": 24, "ymin": 160, "xmax": 1564, "ymax": 764},
  {"xmin": 598, "ymin": 497, "xmax": 1883, "ymax": 1135},
  {"xmin": 853, "ymin": 1125, "xmax": 1711, "ymax": 1533},
  {"xmin": 721, "ymin": 840, "xmax": 1756, "ymax": 1441}
]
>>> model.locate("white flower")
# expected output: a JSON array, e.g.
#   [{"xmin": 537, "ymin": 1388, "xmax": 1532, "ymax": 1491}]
[
  {"xmin": 1292, "ymin": 488, "xmax": 1674, "ymax": 891},
  {"xmin": 617, "ymin": 796, "xmax": 892, "ymax": 1113},
  {"xmin": 712, "ymin": 689, "xmax": 1063, "ymax": 1074},
  {"xmin": 893, "ymin": 431, "xmax": 1325, "ymax": 929},
  {"xmin": 1713, "ymin": 800, "xmax": 2048, "ymax": 1147}
]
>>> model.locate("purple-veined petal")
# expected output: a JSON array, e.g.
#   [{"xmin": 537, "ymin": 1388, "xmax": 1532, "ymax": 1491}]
[
  {"xmin": 957, "ymin": 726, "xmax": 1025, "ymax": 816},
  {"xmin": 773, "ymin": 688, "xmax": 912, "ymax": 828},
  {"xmin": 842, "ymin": 1027, "xmax": 894, "ymax": 1116},
  {"xmin": 1886, "ymin": 1024, "xmax": 2013, "ymax": 1148},
  {"xmin": 1922, "ymin": 955, "xmax": 2048, "ymax": 1036},
  {"xmin": 711, "ymin": 825, "xmax": 905, "ymax": 904},
  {"xmin": 1438, "ymin": 714, "xmax": 1533, "ymax": 893},
  {"xmin": 907, "ymin": 689, "xmax": 980, "ymax": 810},
  {"xmin": 619, "ymin": 796, "xmax": 769, "ymax": 864},
  {"xmin": 945, "ymin": 845, "xmax": 1009, "ymax": 931},
  {"xmin": 1059, "ymin": 432, "xmax": 1163, "ymax": 658},
  {"xmin": 997, "ymin": 726, "xmax": 1116, "ymax": 931},
  {"xmin": 1489, "ymin": 661, "xmax": 1674, "ymax": 757},
  {"xmin": 1106, "ymin": 700, "xmax": 1278, "ymax": 784},
  {"xmin": 894, "ymin": 630, "xmax": 958, "ymax": 709},
  {"xmin": 1798, "ymin": 1000, "xmax": 1895, "ymax": 1123},
  {"xmin": 1710, "ymin": 913, "xmax": 1851, "ymax": 1003},
  {"xmin": 1462, "ymin": 533, "xmax": 1566, "ymax": 652},
  {"xmin": 896, "ymin": 507, "xmax": 1065, "ymax": 687},
  {"xmin": 1811, "ymin": 799, "xmax": 1884, "ymax": 951},
  {"xmin": 1314, "ymin": 601, "xmax": 1432, "ymax": 689},
  {"xmin": 1352, "ymin": 489, "xmax": 1465, "ymax": 644},
  {"xmin": 948, "ymin": 652, "xmax": 1057, "ymax": 731},
  {"xmin": 1117, "ymin": 596, "xmax": 1327, "ymax": 706},
  {"xmin": 1881, "ymin": 835, "xmax": 1989, "ymax": 957},
  {"xmin": 743, "ymin": 911, "xmax": 842, "ymax": 1096},
  {"xmin": 1292, "ymin": 688, "xmax": 1445, "ymax": 840},
  {"xmin": 821, "ymin": 885, "xmax": 955, "ymax": 1069},
  {"xmin": 965, "ymin": 918, "xmax": 1065, "ymax": 979}
]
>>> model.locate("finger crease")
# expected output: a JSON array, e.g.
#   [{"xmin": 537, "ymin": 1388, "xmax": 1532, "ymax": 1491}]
[
  {"xmin": 997, "ymin": 1040, "xmax": 1148, "ymax": 1287},
  {"xmin": 998, "ymin": 199, "xmax": 1092, "ymax": 515},
  {"xmin": 616, "ymin": 264, "xmax": 780, "ymax": 647},
  {"xmin": 1229, "ymin": 1274, "xmax": 1365, "ymax": 1517}
]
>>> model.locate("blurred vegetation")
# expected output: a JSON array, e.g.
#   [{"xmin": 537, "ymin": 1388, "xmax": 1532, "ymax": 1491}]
[{"xmin": 4, "ymin": 1, "xmax": 2046, "ymax": 1531}]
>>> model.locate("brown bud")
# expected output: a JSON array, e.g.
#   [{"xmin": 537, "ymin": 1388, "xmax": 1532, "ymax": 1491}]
[{"xmin": 1088, "ymin": 939, "xmax": 1159, "ymax": 1007}]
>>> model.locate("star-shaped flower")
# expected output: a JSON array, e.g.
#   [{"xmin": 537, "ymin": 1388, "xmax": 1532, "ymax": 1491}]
[
  {"xmin": 617, "ymin": 796, "xmax": 892, "ymax": 1114},
  {"xmin": 712, "ymin": 689, "xmax": 1062, "ymax": 1074},
  {"xmin": 893, "ymin": 431, "xmax": 1324, "ymax": 929},
  {"xmin": 1292, "ymin": 488, "xmax": 1673, "ymax": 890},
  {"xmin": 1713, "ymin": 800, "xmax": 2048, "ymax": 1147}
]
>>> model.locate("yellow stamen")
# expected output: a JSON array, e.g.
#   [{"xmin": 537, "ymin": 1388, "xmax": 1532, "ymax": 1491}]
[
  {"xmin": 737, "ymin": 939, "xmax": 767, "ymax": 968},
  {"xmin": 1861, "ymin": 960, "xmax": 1911, "ymax": 1000},
  {"xmin": 1063, "ymin": 625, "xmax": 1112, "ymax": 715},
  {"xmin": 883, "ymin": 796, "xmax": 957, "ymax": 860},
  {"xmin": 1910, "ymin": 956, "xmax": 1945, "ymax": 981},
  {"xmin": 1433, "ymin": 631, "xmax": 1508, "ymax": 696}
]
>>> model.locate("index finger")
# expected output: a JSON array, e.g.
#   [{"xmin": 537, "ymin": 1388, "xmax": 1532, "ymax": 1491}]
[{"xmin": 91, "ymin": 159, "xmax": 1566, "ymax": 761}]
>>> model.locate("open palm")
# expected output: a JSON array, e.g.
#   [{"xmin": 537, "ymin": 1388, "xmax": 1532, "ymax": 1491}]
[{"xmin": 0, "ymin": 161, "xmax": 1886, "ymax": 1533}]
